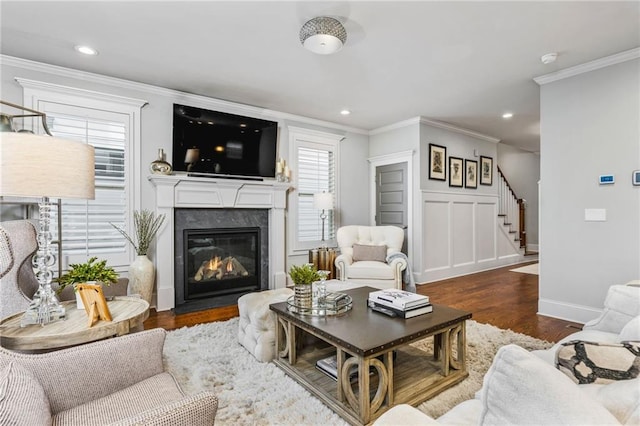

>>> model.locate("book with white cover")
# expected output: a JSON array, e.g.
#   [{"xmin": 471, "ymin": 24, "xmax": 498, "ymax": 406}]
[
  {"xmin": 369, "ymin": 289, "xmax": 429, "ymax": 310},
  {"xmin": 367, "ymin": 299, "xmax": 433, "ymax": 318}
]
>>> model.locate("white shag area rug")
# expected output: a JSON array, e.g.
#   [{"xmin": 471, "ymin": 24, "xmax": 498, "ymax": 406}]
[
  {"xmin": 163, "ymin": 318, "xmax": 551, "ymax": 425},
  {"xmin": 510, "ymin": 263, "xmax": 539, "ymax": 275}
]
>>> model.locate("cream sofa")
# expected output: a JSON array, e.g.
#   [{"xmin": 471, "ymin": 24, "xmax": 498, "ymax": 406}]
[
  {"xmin": 0, "ymin": 328, "xmax": 218, "ymax": 425},
  {"xmin": 375, "ymin": 284, "xmax": 640, "ymax": 425},
  {"xmin": 335, "ymin": 225, "xmax": 408, "ymax": 290}
]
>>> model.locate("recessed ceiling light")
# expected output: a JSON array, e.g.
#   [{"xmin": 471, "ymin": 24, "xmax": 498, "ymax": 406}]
[
  {"xmin": 239, "ymin": 123, "xmax": 247, "ymax": 128},
  {"xmin": 340, "ymin": 109, "xmax": 351, "ymax": 116},
  {"xmin": 502, "ymin": 112, "xmax": 513, "ymax": 119},
  {"xmin": 74, "ymin": 45, "xmax": 98, "ymax": 56}
]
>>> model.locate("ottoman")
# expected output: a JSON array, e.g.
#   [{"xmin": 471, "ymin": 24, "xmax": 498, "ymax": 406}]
[{"xmin": 237, "ymin": 288, "xmax": 293, "ymax": 362}]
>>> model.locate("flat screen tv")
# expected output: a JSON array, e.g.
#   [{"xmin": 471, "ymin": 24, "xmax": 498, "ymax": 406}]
[{"xmin": 172, "ymin": 104, "xmax": 278, "ymax": 179}]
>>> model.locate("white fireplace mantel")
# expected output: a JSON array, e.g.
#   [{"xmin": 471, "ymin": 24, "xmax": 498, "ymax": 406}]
[{"xmin": 149, "ymin": 174, "xmax": 291, "ymax": 311}]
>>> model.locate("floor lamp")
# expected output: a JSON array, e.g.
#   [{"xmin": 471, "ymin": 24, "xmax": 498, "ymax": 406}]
[
  {"xmin": 313, "ymin": 192, "xmax": 334, "ymax": 246},
  {"xmin": 0, "ymin": 132, "xmax": 95, "ymax": 325}
]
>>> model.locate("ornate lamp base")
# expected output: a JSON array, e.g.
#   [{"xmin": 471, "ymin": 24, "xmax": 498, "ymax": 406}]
[
  {"xmin": 20, "ymin": 286, "xmax": 66, "ymax": 326},
  {"xmin": 20, "ymin": 197, "xmax": 66, "ymax": 326}
]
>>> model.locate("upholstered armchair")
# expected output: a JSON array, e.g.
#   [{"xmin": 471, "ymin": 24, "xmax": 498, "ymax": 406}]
[
  {"xmin": 0, "ymin": 220, "xmax": 40, "ymax": 319},
  {"xmin": 334, "ymin": 225, "xmax": 408, "ymax": 290},
  {"xmin": 0, "ymin": 328, "xmax": 218, "ymax": 425},
  {"xmin": 0, "ymin": 219, "xmax": 129, "ymax": 320}
]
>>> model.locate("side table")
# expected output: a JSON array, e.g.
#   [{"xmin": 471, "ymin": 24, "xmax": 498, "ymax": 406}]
[
  {"xmin": 309, "ymin": 247, "xmax": 337, "ymax": 279},
  {"xmin": 0, "ymin": 296, "xmax": 149, "ymax": 352}
]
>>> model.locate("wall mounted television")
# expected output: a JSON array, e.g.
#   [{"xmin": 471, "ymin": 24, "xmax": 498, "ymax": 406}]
[{"xmin": 172, "ymin": 104, "xmax": 278, "ymax": 180}]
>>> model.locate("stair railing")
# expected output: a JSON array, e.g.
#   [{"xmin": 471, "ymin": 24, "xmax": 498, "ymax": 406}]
[{"xmin": 497, "ymin": 166, "xmax": 526, "ymax": 249}]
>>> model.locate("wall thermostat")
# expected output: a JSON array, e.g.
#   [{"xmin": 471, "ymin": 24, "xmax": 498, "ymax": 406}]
[
  {"xmin": 633, "ymin": 170, "xmax": 640, "ymax": 186},
  {"xmin": 599, "ymin": 174, "xmax": 615, "ymax": 185}
]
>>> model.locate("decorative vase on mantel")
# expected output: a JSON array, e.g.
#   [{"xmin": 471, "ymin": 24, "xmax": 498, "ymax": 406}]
[{"xmin": 128, "ymin": 254, "xmax": 155, "ymax": 305}]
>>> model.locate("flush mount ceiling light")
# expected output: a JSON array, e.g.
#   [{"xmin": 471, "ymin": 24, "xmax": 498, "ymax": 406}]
[
  {"xmin": 502, "ymin": 112, "xmax": 514, "ymax": 119},
  {"xmin": 340, "ymin": 109, "xmax": 351, "ymax": 116},
  {"xmin": 74, "ymin": 45, "xmax": 98, "ymax": 56},
  {"xmin": 300, "ymin": 16, "xmax": 347, "ymax": 55},
  {"xmin": 541, "ymin": 52, "xmax": 558, "ymax": 65}
]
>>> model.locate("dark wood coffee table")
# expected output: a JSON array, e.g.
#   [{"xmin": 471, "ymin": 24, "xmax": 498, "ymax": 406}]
[{"xmin": 270, "ymin": 286, "xmax": 471, "ymax": 425}]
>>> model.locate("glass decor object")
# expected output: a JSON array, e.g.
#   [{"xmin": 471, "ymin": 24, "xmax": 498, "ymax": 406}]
[
  {"xmin": 0, "ymin": 131, "xmax": 95, "ymax": 326},
  {"xmin": 150, "ymin": 148, "xmax": 172, "ymax": 175}
]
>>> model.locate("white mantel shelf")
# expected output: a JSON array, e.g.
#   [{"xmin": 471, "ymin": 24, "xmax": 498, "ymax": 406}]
[{"xmin": 148, "ymin": 174, "xmax": 291, "ymax": 311}]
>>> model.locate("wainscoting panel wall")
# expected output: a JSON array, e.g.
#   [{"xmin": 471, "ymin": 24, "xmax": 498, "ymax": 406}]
[
  {"xmin": 476, "ymin": 202, "xmax": 497, "ymax": 262},
  {"xmin": 451, "ymin": 202, "xmax": 474, "ymax": 267},
  {"xmin": 418, "ymin": 191, "xmax": 522, "ymax": 283},
  {"xmin": 422, "ymin": 200, "xmax": 450, "ymax": 271}
]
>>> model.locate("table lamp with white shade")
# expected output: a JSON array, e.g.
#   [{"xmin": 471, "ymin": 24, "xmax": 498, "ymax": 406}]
[
  {"xmin": 313, "ymin": 191, "xmax": 334, "ymax": 245},
  {"xmin": 0, "ymin": 132, "xmax": 95, "ymax": 325}
]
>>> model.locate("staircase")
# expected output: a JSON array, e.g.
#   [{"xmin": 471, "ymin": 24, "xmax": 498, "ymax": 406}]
[{"xmin": 497, "ymin": 167, "xmax": 526, "ymax": 250}]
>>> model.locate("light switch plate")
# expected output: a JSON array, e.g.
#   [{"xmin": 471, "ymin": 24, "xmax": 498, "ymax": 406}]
[{"xmin": 585, "ymin": 208, "xmax": 607, "ymax": 222}]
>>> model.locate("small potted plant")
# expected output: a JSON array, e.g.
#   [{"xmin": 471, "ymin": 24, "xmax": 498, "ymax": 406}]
[
  {"xmin": 289, "ymin": 263, "xmax": 321, "ymax": 308},
  {"xmin": 56, "ymin": 257, "xmax": 118, "ymax": 309}
]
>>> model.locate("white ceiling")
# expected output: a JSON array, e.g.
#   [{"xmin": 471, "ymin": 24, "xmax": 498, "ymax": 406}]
[{"xmin": 1, "ymin": 1, "xmax": 639, "ymax": 152}]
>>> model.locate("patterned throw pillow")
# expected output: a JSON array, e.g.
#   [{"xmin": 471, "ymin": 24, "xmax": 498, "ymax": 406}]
[
  {"xmin": 352, "ymin": 244, "xmax": 387, "ymax": 262},
  {"xmin": 556, "ymin": 340, "xmax": 640, "ymax": 384}
]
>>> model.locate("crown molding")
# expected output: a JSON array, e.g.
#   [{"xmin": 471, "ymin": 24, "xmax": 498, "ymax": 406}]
[
  {"xmin": 370, "ymin": 116, "xmax": 500, "ymax": 143},
  {"xmin": 2, "ymin": 54, "xmax": 368, "ymax": 135},
  {"xmin": 16, "ymin": 77, "xmax": 148, "ymax": 108},
  {"xmin": 534, "ymin": 47, "xmax": 640, "ymax": 85},
  {"xmin": 369, "ymin": 117, "xmax": 421, "ymax": 135},
  {"xmin": 419, "ymin": 118, "xmax": 500, "ymax": 143}
]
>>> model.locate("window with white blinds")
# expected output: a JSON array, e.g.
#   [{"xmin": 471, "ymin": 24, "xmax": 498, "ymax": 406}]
[
  {"xmin": 38, "ymin": 102, "xmax": 132, "ymax": 268},
  {"xmin": 297, "ymin": 147, "xmax": 335, "ymax": 242},
  {"xmin": 289, "ymin": 128, "xmax": 341, "ymax": 251}
]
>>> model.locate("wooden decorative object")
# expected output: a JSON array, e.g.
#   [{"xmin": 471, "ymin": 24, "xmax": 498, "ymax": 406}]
[{"xmin": 77, "ymin": 283, "xmax": 112, "ymax": 327}]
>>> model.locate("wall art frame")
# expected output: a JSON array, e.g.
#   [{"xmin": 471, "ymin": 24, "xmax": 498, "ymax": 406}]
[
  {"xmin": 449, "ymin": 157, "xmax": 464, "ymax": 187},
  {"xmin": 465, "ymin": 159, "xmax": 478, "ymax": 189},
  {"xmin": 429, "ymin": 143, "xmax": 447, "ymax": 181},
  {"xmin": 480, "ymin": 156, "xmax": 493, "ymax": 186}
]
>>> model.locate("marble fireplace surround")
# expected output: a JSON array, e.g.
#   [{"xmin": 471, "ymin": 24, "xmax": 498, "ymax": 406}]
[{"xmin": 149, "ymin": 175, "xmax": 290, "ymax": 311}]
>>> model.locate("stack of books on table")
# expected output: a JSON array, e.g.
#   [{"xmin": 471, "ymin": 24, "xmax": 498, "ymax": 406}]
[{"xmin": 368, "ymin": 289, "xmax": 432, "ymax": 319}]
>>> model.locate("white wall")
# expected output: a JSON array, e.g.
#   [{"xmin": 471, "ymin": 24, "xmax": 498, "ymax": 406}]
[
  {"xmin": 497, "ymin": 143, "xmax": 540, "ymax": 249},
  {"xmin": 417, "ymin": 121, "xmax": 523, "ymax": 282},
  {"xmin": 539, "ymin": 57, "xmax": 640, "ymax": 323},
  {"xmin": 369, "ymin": 118, "xmax": 525, "ymax": 285},
  {"xmin": 1, "ymin": 57, "xmax": 370, "ymax": 271}
]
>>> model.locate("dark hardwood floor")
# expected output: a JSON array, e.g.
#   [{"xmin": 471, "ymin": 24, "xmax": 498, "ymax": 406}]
[{"xmin": 144, "ymin": 261, "xmax": 582, "ymax": 342}]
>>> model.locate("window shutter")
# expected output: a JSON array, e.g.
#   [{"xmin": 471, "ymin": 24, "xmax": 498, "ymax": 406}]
[
  {"xmin": 297, "ymin": 147, "xmax": 335, "ymax": 242},
  {"xmin": 44, "ymin": 109, "xmax": 130, "ymax": 266}
]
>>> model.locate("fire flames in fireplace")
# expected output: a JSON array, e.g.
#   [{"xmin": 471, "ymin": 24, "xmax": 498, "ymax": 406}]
[{"xmin": 194, "ymin": 256, "xmax": 249, "ymax": 282}]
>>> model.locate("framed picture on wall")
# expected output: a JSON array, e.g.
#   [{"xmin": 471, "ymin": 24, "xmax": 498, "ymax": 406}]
[
  {"xmin": 465, "ymin": 159, "xmax": 478, "ymax": 189},
  {"xmin": 480, "ymin": 156, "xmax": 493, "ymax": 185},
  {"xmin": 429, "ymin": 144, "xmax": 447, "ymax": 181},
  {"xmin": 449, "ymin": 157, "xmax": 464, "ymax": 187}
]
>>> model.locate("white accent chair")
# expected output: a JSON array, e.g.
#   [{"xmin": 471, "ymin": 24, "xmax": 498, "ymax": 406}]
[{"xmin": 334, "ymin": 225, "xmax": 408, "ymax": 290}]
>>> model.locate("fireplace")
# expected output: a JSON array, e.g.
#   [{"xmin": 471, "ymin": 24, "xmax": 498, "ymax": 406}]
[
  {"xmin": 149, "ymin": 175, "xmax": 289, "ymax": 312},
  {"xmin": 174, "ymin": 207, "xmax": 269, "ymax": 313},
  {"xmin": 183, "ymin": 227, "xmax": 260, "ymax": 300}
]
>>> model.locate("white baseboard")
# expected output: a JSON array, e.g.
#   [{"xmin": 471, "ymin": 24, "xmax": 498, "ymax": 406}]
[
  {"xmin": 527, "ymin": 243, "xmax": 539, "ymax": 252},
  {"xmin": 417, "ymin": 255, "xmax": 528, "ymax": 284},
  {"xmin": 538, "ymin": 298, "xmax": 602, "ymax": 324}
]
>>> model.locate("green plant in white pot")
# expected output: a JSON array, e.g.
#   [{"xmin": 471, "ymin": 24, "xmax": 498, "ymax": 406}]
[
  {"xmin": 56, "ymin": 257, "xmax": 118, "ymax": 309},
  {"xmin": 111, "ymin": 210, "xmax": 165, "ymax": 305}
]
